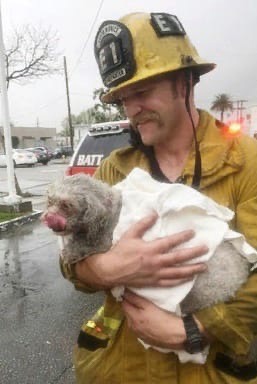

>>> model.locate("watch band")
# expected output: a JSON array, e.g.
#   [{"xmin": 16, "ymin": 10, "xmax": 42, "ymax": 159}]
[{"xmin": 182, "ymin": 314, "xmax": 206, "ymax": 354}]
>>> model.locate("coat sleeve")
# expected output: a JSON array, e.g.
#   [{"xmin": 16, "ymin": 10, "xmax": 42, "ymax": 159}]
[
  {"xmin": 195, "ymin": 139, "xmax": 257, "ymax": 356},
  {"xmin": 195, "ymin": 272, "xmax": 257, "ymax": 355},
  {"xmin": 59, "ymin": 256, "xmax": 98, "ymax": 293}
]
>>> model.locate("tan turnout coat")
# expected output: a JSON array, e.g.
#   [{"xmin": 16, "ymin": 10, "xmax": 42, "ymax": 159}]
[{"xmin": 61, "ymin": 110, "xmax": 257, "ymax": 383}]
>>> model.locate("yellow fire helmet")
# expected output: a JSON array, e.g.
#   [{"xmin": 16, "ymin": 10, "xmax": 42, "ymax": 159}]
[{"xmin": 94, "ymin": 12, "xmax": 216, "ymax": 103}]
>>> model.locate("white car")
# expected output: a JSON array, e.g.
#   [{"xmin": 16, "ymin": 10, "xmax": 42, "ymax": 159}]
[{"xmin": 0, "ymin": 149, "xmax": 38, "ymax": 167}]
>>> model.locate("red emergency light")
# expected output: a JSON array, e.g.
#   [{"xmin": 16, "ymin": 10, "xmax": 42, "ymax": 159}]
[
  {"xmin": 228, "ymin": 122, "xmax": 241, "ymax": 134},
  {"xmin": 222, "ymin": 120, "xmax": 242, "ymax": 138}
]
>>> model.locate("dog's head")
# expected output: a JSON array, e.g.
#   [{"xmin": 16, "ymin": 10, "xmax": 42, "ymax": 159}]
[{"xmin": 41, "ymin": 174, "xmax": 120, "ymax": 237}]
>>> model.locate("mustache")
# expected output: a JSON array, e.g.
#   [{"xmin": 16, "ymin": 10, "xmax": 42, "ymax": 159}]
[{"xmin": 130, "ymin": 111, "xmax": 161, "ymax": 129}]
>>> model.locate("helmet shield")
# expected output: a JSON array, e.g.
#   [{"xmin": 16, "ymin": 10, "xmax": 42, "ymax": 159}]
[
  {"xmin": 94, "ymin": 13, "xmax": 216, "ymax": 103},
  {"xmin": 94, "ymin": 21, "xmax": 136, "ymax": 88}
]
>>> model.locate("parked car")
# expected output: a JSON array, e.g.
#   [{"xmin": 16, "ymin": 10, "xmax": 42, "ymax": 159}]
[
  {"xmin": 27, "ymin": 146, "xmax": 53, "ymax": 160},
  {"xmin": 66, "ymin": 120, "xmax": 130, "ymax": 176},
  {"xmin": 53, "ymin": 146, "xmax": 74, "ymax": 159},
  {"xmin": 26, "ymin": 148, "xmax": 49, "ymax": 165},
  {"xmin": 0, "ymin": 149, "xmax": 38, "ymax": 167}
]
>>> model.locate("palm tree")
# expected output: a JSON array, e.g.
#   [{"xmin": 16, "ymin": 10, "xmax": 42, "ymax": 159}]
[{"xmin": 211, "ymin": 94, "xmax": 233, "ymax": 122}]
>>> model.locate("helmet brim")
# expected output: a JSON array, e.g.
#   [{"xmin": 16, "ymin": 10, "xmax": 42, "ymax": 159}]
[{"xmin": 101, "ymin": 62, "xmax": 216, "ymax": 104}]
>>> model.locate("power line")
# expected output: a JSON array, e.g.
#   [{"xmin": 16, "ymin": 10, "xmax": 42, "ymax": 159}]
[
  {"xmin": 233, "ymin": 99, "xmax": 247, "ymax": 121},
  {"xmin": 70, "ymin": 0, "xmax": 105, "ymax": 77}
]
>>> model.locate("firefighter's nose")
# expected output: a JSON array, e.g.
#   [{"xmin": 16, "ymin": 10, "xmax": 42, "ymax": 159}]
[{"xmin": 122, "ymin": 97, "xmax": 143, "ymax": 119}]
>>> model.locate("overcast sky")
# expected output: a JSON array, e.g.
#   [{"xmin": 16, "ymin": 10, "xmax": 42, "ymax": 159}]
[{"xmin": 1, "ymin": 0, "xmax": 257, "ymax": 130}]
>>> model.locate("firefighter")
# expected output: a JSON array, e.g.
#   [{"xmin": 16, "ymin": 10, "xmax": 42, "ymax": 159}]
[{"xmin": 61, "ymin": 12, "xmax": 257, "ymax": 383}]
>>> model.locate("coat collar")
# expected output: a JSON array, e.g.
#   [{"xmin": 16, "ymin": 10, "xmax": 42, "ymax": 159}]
[
  {"xmin": 183, "ymin": 110, "xmax": 245, "ymax": 188},
  {"xmin": 110, "ymin": 110, "xmax": 245, "ymax": 189}
]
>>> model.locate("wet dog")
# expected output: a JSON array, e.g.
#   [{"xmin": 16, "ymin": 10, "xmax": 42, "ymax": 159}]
[{"xmin": 42, "ymin": 172, "xmax": 252, "ymax": 314}]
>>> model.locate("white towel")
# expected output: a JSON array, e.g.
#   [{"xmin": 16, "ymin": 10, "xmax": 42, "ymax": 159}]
[{"xmin": 111, "ymin": 168, "xmax": 257, "ymax": 364}]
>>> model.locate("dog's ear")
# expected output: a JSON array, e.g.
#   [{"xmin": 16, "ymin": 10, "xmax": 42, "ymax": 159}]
[
  {"xmin": 78, "ymin": 180, "xmax": 119, "ymax": 238},
  {"xmin": 80, "ymin": 198, "xmax": 109, "ymax": 242},
  {"xmin": 82, "ymin": 197, "xmax": 108, "ymax": 226},
  {"xmin": 103, "ymin": 195, "xmax": 113, "ymax": 210}
]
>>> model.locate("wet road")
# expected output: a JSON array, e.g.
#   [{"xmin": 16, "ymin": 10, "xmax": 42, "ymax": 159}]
[{"xmin": 0, "ymin": 221, "xmax": 104, "ymax": 384}]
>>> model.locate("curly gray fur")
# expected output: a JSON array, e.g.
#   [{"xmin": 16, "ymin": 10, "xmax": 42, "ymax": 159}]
[
  {"xmin": 43, "ymin": 173, "xmax": 250, "ymax": 314},
  {"xmin": 181, "ymin": 241, "xmax": 250, "ymax": 313},
  {"xmin": 43, "ymin": 173, "xmax": 122, "ymax": 264}
]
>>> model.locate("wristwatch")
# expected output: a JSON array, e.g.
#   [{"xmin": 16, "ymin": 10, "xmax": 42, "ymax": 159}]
[{"xmin": 182, "ymin": 314, "xmax": 207, "ymax": 354}]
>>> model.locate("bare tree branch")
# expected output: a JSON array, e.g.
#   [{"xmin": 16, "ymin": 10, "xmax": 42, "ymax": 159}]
[
  {"xmin": 5, "ymin": 24, "xmax": 62, "ymax": 88},
  {"xmin": 0, "ymin": 24, "xmax": 63, "ymax": 197}
]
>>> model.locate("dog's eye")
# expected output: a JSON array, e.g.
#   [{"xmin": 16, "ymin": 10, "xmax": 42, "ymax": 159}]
[
  {"xmin": 60, "ymin": 201, "xmax": 72, "ymax": 212},
  {"xmin": 47, "ymin": 198, "xmax": 53, "ymax": 207}
]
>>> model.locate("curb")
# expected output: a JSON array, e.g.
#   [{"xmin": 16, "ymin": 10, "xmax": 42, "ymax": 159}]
[{"xmin": 0, "ymin": 209, "xmax": 43, "ymax": 234}]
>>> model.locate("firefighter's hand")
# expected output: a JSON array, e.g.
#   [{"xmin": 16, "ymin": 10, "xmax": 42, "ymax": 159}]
[
  {"xmin": 75, "ymin": 212, "xmax": 208, "ymax": 289},
  {"xmin": 121, "ymin": 290, "xmax": 186, "ymax": 349},
  {"xmin": 122, "ymin": 290, "xmax": 210, "ymax": 350}
]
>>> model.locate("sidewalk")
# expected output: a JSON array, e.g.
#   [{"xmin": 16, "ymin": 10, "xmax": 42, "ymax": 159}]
[
  {"xmin": 0, "ymin": 159, "xmax": 70, "ymax": 232},
  {"xmin": 0, "ymin": 194, "xmax": 46, "ymax": 233},
  {"xmin": 23, "ymin": 193, "xmax": 46, "ymax": 211}
]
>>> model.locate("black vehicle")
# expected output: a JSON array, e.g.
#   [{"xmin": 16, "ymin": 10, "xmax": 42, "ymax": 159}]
[
  {"xmin": 27, "ymin": 146, "xmax": 53, "ymax": 160},
  {"xmin": 27, "ymin": 148, "xmax": 49, "ymax": 165},
  {"xmin": 53, "ymin": 146, "xmax": 74, "ymax": 159},
  {"xmin": 66, "ymin": 120, "xmax": 130, "ymax": 176}
]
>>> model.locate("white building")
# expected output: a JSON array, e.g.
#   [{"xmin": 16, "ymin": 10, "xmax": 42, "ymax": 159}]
[{"xmin": 0, "ymin": 125, "xmax": 56, "ymax": 151}]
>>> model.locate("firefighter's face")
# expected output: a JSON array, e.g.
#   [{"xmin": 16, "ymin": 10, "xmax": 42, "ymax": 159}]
[{"xmin": 119, "ymin": 75, "xmax": 187, "ymax": 146}]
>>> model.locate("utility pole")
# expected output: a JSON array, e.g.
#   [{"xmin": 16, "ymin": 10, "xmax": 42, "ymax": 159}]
[
  {"xmin": 233, "ymin": 99, "xmax": 247, "ymax": 122},
  {"xmin": 63, "ymin": 56, "xmax": 74, "ymax": 150},
  {"xmin": 0, "ymin": 0, "xmax": 21, "ymax": 203}
]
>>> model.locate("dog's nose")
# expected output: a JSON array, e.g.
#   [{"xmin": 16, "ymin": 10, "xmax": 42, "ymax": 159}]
[{"xmin": 42, "ymin": 212, "xmax": 67, "ymax": 232}]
